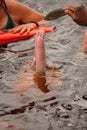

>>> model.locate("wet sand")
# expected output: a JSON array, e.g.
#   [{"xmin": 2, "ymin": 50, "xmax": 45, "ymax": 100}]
[{"xmin": 0, "ymin": 0, "xmax": 87, "ymax": 130}]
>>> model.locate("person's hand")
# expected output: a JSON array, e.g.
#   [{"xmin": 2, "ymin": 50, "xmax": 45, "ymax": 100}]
[
  {"xmin": 9, "ymin": 22, "xmax": 38, "ymax": 34},
  {"xmin": 65, "ymin": 5, "xmax": 87, "ymax": 26}
]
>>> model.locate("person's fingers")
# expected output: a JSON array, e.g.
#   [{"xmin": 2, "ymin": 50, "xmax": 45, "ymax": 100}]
[
  {"xmin": 26, "ymin": 25, "xmax": 35, "ymax": 33},
  {"xmin": 65, "ymin": 5, "xmax": 86, "ymax": 15},
  {"xmin": 13, "ymin": 28, "xmax": 22, "ymax": 33},
  {"xmin": 26, "ymin": 27, "xmax": 31, "ymax": 33},
  {"xmin": 8, "ymin": 23, "xmax": 37, "ymax": 34},
  {"xmin": 65, "ymin": 6, "xmax": 76, "ymax": 13},
  {"xmin": 65, "ymin": 5, "xmax": 82, "ymax": 21},
  {"xmin": 65, "ymin": 9, "xmax": 77, "ymax": 20},
  {"xmin": 20, "ymin": 27, "xmax": 27, "ymax": 34},
  {"xmin": 9, "ymin": 27, "xmax": 22, "ymax": 33}
]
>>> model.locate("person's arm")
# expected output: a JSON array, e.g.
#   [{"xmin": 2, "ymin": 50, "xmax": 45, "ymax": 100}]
[
  {"xmin": 7, "ymin": 0, "xmax": 45, "ymax": 33},
  {"xmin": 7, "ymin": 0, "xmax": 44, "ymax": 23},
  {"xmin": 65, "ymin": 5, "xmax": 87, "ymax": 26}
]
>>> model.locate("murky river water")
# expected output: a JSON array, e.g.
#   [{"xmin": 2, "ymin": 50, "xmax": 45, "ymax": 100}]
[{"xmin": 0, "ymin": 0, "xmax": 87, "ymax": 130}]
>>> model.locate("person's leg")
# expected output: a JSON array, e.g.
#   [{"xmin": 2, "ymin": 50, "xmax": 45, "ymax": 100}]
[
  {"xmin": 82, "ymin": 30, "xmax": 87, "ymax": 53},
  {"xmin": 34, "ymin": 30, "xmax": 46, "ymax": 72},
  {"xmin": 33, "ymin": 30, "xmax": 49, "ymax": 93}
]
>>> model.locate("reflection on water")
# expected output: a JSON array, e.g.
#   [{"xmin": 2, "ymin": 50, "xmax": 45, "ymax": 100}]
[
  {"xmin": 33, "ymin": 71, "xmax": 49, "ymax": 93},
  {"xmin": 15, "ymin": 62, "xmax": 62, "ymax": 93},
  {"xmin": 0, "ymin": 0, "xmax": 87, "ymax": 130}
]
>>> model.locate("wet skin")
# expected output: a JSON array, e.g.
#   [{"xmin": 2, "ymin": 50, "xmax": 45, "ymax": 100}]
[{"xmin": 33, "ymin": 30, "xmax": 49, "ymax": 93}]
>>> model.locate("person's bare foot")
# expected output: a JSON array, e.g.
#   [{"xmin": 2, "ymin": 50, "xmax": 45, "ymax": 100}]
[{"xmin": 82, "ymin": 30, "xmax": 87, "ymax": 53}]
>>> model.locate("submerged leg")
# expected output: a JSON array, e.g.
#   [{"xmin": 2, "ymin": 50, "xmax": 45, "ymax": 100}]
[{"xmin": 33, "ymin": 30, "xmax": 49, "ymax": 93}]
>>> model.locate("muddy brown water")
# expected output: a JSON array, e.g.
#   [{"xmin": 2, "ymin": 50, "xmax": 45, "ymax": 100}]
[{"xmin": 0, "ymin": 0, "xmax": 87, "ymax": 130}]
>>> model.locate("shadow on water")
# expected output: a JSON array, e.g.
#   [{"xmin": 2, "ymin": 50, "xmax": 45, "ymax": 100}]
[{"xmin": 0, "ymin": 96, "xmax": 58, "ymax": 116}]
